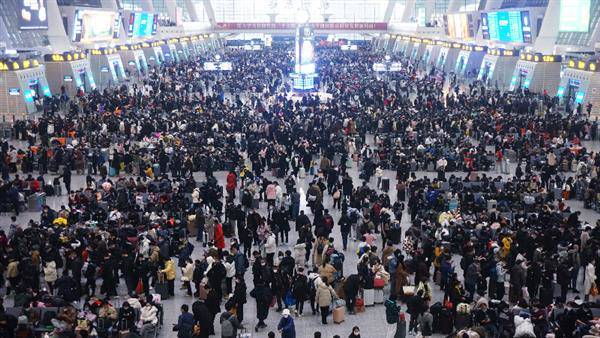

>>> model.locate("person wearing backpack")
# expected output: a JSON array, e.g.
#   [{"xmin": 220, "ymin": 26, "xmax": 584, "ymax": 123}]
[
  {"xmin": 385, "ymin": 294, "xmax": 402, "ymax": 338},
  {"xmin": 292, "ymin": 267, "xmax": 309, "ymax": 316},
  {"xmin": 219, "ymin": 310, "xmax": 243, "ymax": 338}
]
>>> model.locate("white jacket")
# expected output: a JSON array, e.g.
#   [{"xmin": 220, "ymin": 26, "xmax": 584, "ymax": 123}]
[
  {"xmin": 44, "ymin": 261, "xmax": 58, "ymax": 283},
  {"xmin": 265, "ymin": 234, "xmax": 277, "ymax": 254},
  {"xmin": 140, "ymin": 305, "xmax": 158, "ymax": 325},
  {"xmin": 514, "ymin": 315, "xmax": 535, "ymax": 337},
  {"xmin": 181, "ymin": 262, "xmax": 194, "ymax": 282},
  {"xmin": 224, "ymin": 260, "xmax": 236, "ymax": 278}
]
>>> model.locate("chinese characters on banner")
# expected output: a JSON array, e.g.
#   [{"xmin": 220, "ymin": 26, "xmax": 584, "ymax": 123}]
[{"xmin": 215, "ymin": 22, "xmax": 388, "ymax": 30}]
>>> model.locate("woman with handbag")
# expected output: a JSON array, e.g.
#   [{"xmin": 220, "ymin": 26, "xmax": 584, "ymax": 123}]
[{"xmin": 584, "ymin": 261, "xmax": 597, "ymax": 301}]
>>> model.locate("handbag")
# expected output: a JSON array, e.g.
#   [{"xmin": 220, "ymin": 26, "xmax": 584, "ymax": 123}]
[
  {"xmin": 591, "ymin": 283, "xmax": 599, "ymax": 296},
  {"xmin": 135, "ymin": 278, "xmax": 144, "ymax": 295},
  {"xmin": 374, "ymin": 278, "xmax": 385, "ymax": 289}
]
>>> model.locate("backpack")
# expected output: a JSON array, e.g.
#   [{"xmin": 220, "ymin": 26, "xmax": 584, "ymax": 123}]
[
  {"xmin": 385, "ymin": 301, "xmax": 400, "ymax": 324},
  {"xmin": 221, "ymin": 316, "xmax": 234, "ymax": 336},
  {"xmin": 293, "ymin": 275, "xmax": 308, "ymax": 294}
]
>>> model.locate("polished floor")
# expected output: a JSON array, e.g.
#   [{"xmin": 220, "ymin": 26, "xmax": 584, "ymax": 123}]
[{"xmin": 3, "ymin": 136, "xmax": 600, "ymax": 338}]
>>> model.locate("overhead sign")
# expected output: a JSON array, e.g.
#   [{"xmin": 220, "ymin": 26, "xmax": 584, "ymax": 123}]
[
  {"xmin": 519, "ymin": 53, "xmax": 562, "ymax": 63},
  {"xmin": 44, "ymin": 52, "xmax": 87, "ymax": 62},
  {"xmin": 568, "ymin": 59, "xmax": 598, "ymax": 72},
  {"xmin": 0, "ymin": 59, "xmax": 41, "ymax": 71},
  {"xmin": 215, "ymin": 22, "xmax": 388, "ymax": 31}
]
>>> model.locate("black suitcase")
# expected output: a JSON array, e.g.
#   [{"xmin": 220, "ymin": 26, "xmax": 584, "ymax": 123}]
[
  {"xmin": 155, "ymin": 281, "xmax": 170, "ymax": 300},
  {"xmin": 438, "ymin": 308, "xmax": 454, "ymax": 334},
  {"xmin": 430, "ymin": 302, "xmax": 442, "ymax": 332},
  {"xmin": 44, "ymin": 185, "xmax": 55, "ymax": 197},
  {"xmin": 382, "ymin": 178, "xmax": 390, "ymax": 192}
]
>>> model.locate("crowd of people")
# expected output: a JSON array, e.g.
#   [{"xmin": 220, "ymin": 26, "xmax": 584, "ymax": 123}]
[{"xmin": 0, "ymin": 37, "xmax": 600, "ymax": 338}]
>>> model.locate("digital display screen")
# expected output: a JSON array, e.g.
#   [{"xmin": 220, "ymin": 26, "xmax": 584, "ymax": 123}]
[
  {"xmin": 559, "ymin": 0, "xmax": 590, "ymax": 32},
  {"xmin": 295, "ymin": 26, "xmax": 316, "ymax": 75},
  {"xmin": 486, "ymin": 11, "xmax": 525, "ymax": 43},
  {"xmin": 8, "ymin": 88, "xmax": 20, "ymax": 96},
  {"xmin": 72, "ymin": 10, "xmax": 121, "ymax": 42},
  {"xmin": 19, "ymin": 0, "xmax": 48, "ymax": 29},
  {"xmin": 126, "ymin": 12, "xmax": 158, "ymax": 37}
]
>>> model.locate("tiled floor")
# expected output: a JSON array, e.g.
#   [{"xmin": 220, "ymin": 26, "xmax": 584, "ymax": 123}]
[{"xmin": 3, "ymin": 135, "xmax": 599, "ymax": 338}]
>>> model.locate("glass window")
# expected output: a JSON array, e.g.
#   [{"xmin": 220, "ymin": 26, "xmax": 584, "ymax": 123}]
[
  {"xmin": 389, "ymin": 0, "xmax": 407, "ymax": 26},
  {"xmin": 458, "ymin": 0, "xmax": 481, "ymax": 12}
]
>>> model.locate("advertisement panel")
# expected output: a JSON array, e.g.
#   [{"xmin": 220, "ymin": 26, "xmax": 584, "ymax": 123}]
[
  {"xmin": 73, "ymin": 10, "xmax": 121, "ymax": 42},
  {"xmin": 559, "ymin": 0, "xmax": 590, "ymax": 32},
  {"xmin": 19, "ymin": 0, "xmax": 48, "ymax": 29}
]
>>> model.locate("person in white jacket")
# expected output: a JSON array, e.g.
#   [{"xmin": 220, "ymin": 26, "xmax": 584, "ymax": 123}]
[
  {"xmin": 139, "ymin": 302, "xmax": 158, "ymax": 338},
  {"xmin": 43, "ymin": 260, "xmax": 58, "ymax": 295},
  {"xmin": 223, "ymin": 254, "xmax": 236, "ymax": 298},
  {"xmin": 293, "ymin": 240, "xmax": 307, "ymax": 268},
  {"xmin": 584, "ymin": 262, "xmax": 597, "ymax": 301},
  {"xmin": 264, "ymin": 231, "xmax": 277, "ymax": 266},
  {"xmin": 181, "ymin": 258, "xmax": 195, "ymax": 296}
]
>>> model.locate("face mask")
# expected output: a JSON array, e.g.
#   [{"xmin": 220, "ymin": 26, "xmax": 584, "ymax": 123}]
[{"xmin": 354, "ymin": 331, "xmax": 360, "ymax": 335}]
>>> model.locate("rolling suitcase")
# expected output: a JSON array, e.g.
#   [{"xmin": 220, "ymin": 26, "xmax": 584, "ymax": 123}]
[
  {"xmin": 363, "ymin": 288, "xmax": 374, "ymax": 306},
  {"xmin": 438, "ymin": 308, "xmax": 454, "ymax": 334},
  {"xmin": 154, "ymin": 273, "xmax": 170, "ymax": 300},
  {"xmin": 333, "ymin": 306, "xmax": 345, "ymax": 324},
  {"xmin": 44, "ymin": 185, "xmax": 55, "ymax": 196},
  {"xmin": 28, "ymin": 194, "xmax": 37, "ymax": 211},
  {"xmin": 35, "ymin": 193, "xmax": 46, "ymax": 210},
  {"xmin": 381, "ymin": 178, "xmax": 390, "ymax": 192}
]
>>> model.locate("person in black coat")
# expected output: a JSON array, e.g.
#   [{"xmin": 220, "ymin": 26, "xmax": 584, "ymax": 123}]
[
  {"xmin": 292, "ymin": 268, "xmax": 309, "ymax": 315},
  {"xmin": 250, "ymin": 281, "xmax": 272, "ymax": 332},
  {"xmin": 192, "ymin": 300, "xmax": 214, "ymax": 338},
  {"xmin": 55, "ymin": 270, "xmax": 78, "ymax": 302},
  {"xmin": 118, "ymin": 301, "xmax": 137, "ymax": 332},
  {"xmin": 205, "ymin": 285, "xmax": 221, "ymax": 325},
  {"xmin": 406, "ymin": 290, "xmax": 425, "ymax": 334},
  {"xmin": 207, "ymin": 259, "xmax": 226, "ymax": 299},
  {"xmin": 232, "ymin": 275, "xmax": 247, "ymax": 322},
  {"xmin": 343, "ymin": 274, "xmax": 362, "ymax": 314}
]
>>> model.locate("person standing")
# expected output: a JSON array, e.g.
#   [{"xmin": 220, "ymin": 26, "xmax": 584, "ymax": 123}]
[
  {"xmin": 232, "ymin": 275, "xmax": 247, "ymax": 323},
  {"xmin": 584, "ymin": 261, "xmax": 597, "ymax": 301},
  {"xmin": 315, "ymin": 279, "xmax": 337, "ymax": 324},
  {"xmin": 385, "ymin": 295, "xmax": 401, "ymax": 338},
  {"xmin": 338, "ymin": 211, "xmax": 351, "ymax": 251},
  {"xmin": 292, "ymin": 267, "xmax": 309, "ymax": 316},
  {"xmin": 277, "ymin": 309, "xmax": 296, "ymax": 338},
  {"xmin": 173, "ymin": 304, "xmax": 195, "ymax": 338},
  {"xmin": 161, "ymin": 257, "xmax": 176, "ymax": 297},
  {"xmin": 250, "ymin": 280, "xmax": 272, "ymax": 332}
]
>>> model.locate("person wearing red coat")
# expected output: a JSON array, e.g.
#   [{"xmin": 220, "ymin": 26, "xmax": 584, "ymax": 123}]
[
  {"xmin": 226, "ymin": 171, "xmax": 237, "ymax": 198},
  {"xmin": 214, "ymin": 223, "xmax": 225, "ymax": 249}
]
